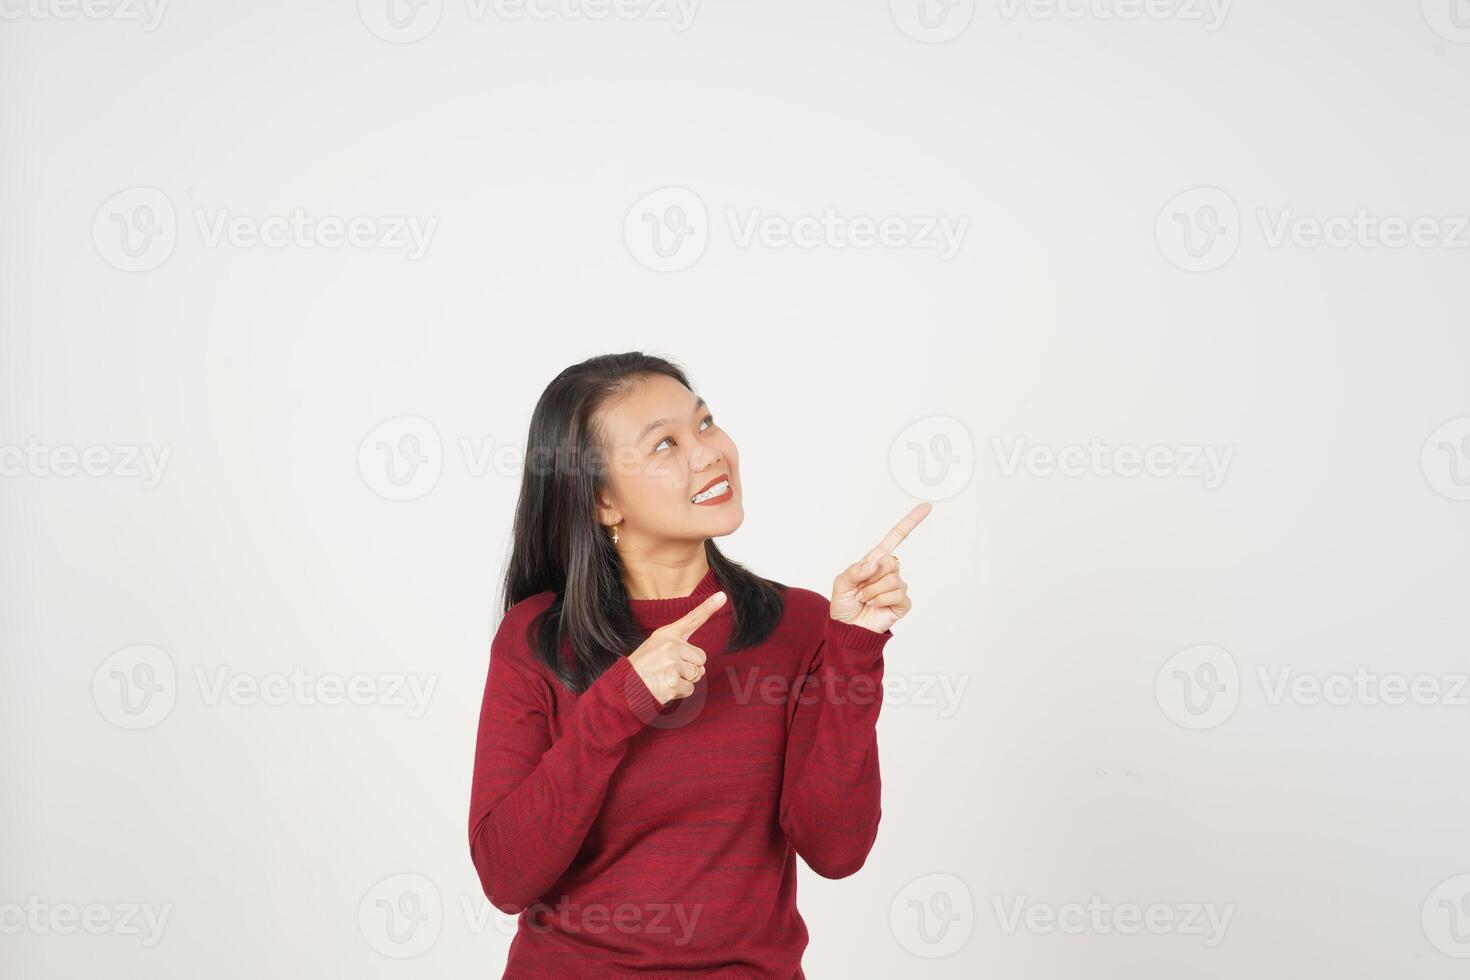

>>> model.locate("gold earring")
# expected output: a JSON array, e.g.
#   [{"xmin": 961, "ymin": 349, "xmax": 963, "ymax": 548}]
[{"xmin": 611, "ymin": 523, "xmax": 620, "ymax": 544}]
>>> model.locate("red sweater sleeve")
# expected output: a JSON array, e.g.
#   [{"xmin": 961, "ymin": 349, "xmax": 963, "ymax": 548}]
[
  {"xmin": 468, "ymin": 613, "xmax": 662, "ymax": 914},
  {"xmin": 778, "ymin": 615, "xmax": 892, "ymax": 879}
]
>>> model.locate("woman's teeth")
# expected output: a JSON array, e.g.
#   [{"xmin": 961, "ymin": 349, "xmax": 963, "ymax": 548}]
[{"xmin": 691, "ymin": 479, "xmax": 730, "ymax": 503}]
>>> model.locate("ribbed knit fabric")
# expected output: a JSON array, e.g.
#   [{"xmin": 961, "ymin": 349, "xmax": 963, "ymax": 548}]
[{"xmin": 468, "ymin": 565, "xmax": 892, "ymax": 978}]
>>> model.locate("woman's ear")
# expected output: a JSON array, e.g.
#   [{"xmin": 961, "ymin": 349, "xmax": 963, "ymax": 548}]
[{"xmin": 593, "ymin": 490, "xmax": 620, "ymax": 529}]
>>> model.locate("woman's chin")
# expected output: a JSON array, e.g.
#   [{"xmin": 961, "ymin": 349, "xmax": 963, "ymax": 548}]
[{"xmin": 694, "ymin": 502, "xmax": 743, "ymax": 536}]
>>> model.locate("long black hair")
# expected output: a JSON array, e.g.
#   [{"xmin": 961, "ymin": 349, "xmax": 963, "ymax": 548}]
[{"xmin": 501, "ymin": 352, "xmax": 786, "ymax": 695}]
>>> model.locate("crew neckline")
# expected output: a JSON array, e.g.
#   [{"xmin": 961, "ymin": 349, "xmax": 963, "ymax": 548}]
[{"xmin": 627, "ymin": 565, "xmax": 729, "ymax": 630}]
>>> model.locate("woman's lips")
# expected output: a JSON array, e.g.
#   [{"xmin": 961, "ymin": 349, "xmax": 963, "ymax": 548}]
[{"xmin": 691, "ymin": 477, "xmax": 733, "ymax": 505}]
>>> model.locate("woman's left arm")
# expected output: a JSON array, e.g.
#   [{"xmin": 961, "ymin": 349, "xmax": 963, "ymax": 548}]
[
  {"xmin": 778, "ymin": 503, "xmax": 930, "ymax": 878},
  {"xmin": 778, "ymin": 615, "xmax": 893, "ymax": 879}
]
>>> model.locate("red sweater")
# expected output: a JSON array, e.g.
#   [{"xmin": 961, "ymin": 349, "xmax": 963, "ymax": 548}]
[{"xmin": 468, "ymin": 565, "xmax": 892, "ymax": 978}]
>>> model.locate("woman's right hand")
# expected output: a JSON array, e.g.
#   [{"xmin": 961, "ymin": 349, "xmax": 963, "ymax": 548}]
[{"xmin": 626, "ymin": 590, "xmax": 726, "ymax": 705}]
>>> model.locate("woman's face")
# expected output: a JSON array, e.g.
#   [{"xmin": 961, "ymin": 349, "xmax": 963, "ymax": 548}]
[{"xmin": 594, "ymin": 374, "xmax": 743, "ymax": 547}]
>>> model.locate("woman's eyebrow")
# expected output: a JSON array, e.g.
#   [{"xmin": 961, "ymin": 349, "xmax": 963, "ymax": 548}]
[{"xmin": 638, "ymin": 397, "xmax": 707, "ymax": 441}]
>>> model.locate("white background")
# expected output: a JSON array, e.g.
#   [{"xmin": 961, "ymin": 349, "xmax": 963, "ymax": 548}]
[{"xmin": 3, "ymin": 1, "xmax": 1470, "ymax": 977}]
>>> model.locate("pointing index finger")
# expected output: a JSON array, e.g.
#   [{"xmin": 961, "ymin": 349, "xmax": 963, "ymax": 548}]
[
  {"xmin": 663, "ymin": 589, "xmax": 727, "ymax": 641},
  {"xmin": 862, "ymin": 502, "xmax": 933, "ymax": 563}
]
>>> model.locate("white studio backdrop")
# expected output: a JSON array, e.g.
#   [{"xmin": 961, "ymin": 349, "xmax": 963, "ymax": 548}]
[{"xmin": 3, "ymin": 2, "xmax": 1470, "ymax": 978}]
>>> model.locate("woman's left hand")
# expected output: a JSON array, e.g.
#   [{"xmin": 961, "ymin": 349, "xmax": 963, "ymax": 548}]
[{"xmin": 829, "ymin": 502, "xmax": 932, "ymax": 634}]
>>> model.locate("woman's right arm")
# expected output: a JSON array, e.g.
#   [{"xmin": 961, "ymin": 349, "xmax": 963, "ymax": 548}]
[
  {"xmin": 468, "ymin": 591, "xmax": 724, "ymax": 913},
  {"xmin": 467, "ymin": 615, "xmax": 661, "ymax": 915}
]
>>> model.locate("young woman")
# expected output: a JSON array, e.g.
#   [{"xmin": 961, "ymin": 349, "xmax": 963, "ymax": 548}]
[{"xmin": 468, "ymin": 352, "xmax": 929, "ymax": 978}]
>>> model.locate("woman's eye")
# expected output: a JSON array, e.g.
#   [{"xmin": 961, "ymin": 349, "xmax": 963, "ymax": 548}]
[{"xmin": 653, "ymin": 415, "xmax": 715, "ymax": 453}]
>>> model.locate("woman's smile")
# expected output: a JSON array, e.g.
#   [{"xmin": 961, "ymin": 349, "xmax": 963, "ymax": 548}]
[{"xmin": 691, "ymin": 473, "xmax": 733, "ymax": 505}]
